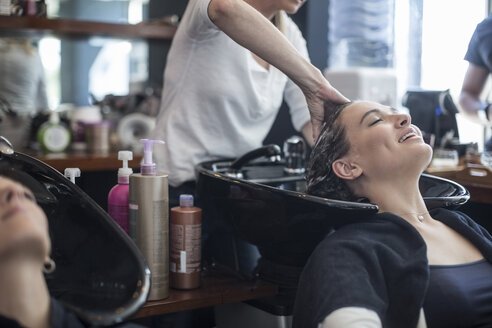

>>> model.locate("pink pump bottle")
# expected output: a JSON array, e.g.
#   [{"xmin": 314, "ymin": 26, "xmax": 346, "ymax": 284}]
[{"xmin": 108, "ymin": 150, "xmax": 133, "ymax": 233}]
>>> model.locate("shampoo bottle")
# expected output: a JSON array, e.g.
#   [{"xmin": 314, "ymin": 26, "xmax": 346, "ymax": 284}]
[
  {"xmin": 170, "ymin": 194, "xmax": 202, "ymax": 290},
  {"xmin": 108, "ymin": 151, "xmax": 133, "ymax": 233},
  {"xmin": 129, "ymin": 139, "xmax": 169, "ymax": 300}
]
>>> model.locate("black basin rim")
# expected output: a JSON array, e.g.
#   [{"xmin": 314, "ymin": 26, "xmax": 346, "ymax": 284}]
[{"xmin": 196, "ymin": 164, "xmax": 470, "ymax": 212}]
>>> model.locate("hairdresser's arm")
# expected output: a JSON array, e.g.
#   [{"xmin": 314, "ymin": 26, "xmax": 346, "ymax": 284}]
[
  {"xmin": 459, "ymin": 63, "xmax": 491, "ymax": 125},
  {"xmin": 207, "ymin": 0, "xmax": 348, "ymax": 140},
  {"xmin": 301, "ymin": 122, "xmax": 314, "ymax": 147}
]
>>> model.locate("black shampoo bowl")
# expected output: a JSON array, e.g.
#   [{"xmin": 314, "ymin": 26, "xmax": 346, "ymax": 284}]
[
  {"xmin": 0, "ymin": 148, "xmax": 150, "ymax": 326},
  {"xmin": 196, "ymin": 159, "xmax": 470, "ymax": 267}
]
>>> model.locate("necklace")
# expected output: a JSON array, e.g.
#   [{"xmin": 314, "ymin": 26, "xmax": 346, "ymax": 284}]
[{"xmin": 393, "ymin": 211, "xmax": 429, "ymax": 223}]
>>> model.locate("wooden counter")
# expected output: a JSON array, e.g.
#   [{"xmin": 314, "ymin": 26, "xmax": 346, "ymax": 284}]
[
  {"xmin": 133, "ymin": 273, "xmax": 278, "ymax": 318},
  {"xmin": 427, "ymin": 163, "xmax": 492, "ymax": 205},
  {"xmin": 33, "ymin": 152, "xmax": 143, "ymax": 172}
]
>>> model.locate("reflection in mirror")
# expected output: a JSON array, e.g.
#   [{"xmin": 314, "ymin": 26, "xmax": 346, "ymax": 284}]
[
  {"xmin": 0, "ymin": 0, "xmax": 152, "ymax": 152},
  {"xmin": 0, "ymin": 37, "xmax": 48, "ymax": 149},
  {"xmin": 44, "ymin": 0, "xmax": 150, "ymax": 107}
]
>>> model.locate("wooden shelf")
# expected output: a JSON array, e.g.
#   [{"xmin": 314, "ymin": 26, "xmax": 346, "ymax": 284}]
[
  {"xmin": 133, "ymin": 273, "xmax": 278, "ymax": 318},
  {"xmin": 0, "ymin": 16, "xmax": 177, "ymax": 40},
  {"xmin": 33, "ymin": 152, "xmax": 143, "ymax": 172}
]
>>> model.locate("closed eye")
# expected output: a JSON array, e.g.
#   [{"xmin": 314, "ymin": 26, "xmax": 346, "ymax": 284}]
[
  {"xmin": 24, "ymin": 191, "xmax": 35, "ymax": 202},
  {"xmin": 369, "ymin": 118, "xmax": 382, "ymax": 126}
]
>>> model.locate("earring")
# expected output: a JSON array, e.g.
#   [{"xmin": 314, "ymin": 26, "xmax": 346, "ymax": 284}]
[{"xmin": 43, "ymin": 258, "xmax": 56, "ymax": 274}]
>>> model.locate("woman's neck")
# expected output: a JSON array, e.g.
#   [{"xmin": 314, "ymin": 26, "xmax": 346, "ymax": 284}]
[
  {"xmin": 362, "ymin": 177, "xmax": 428, "ymax": 221},
  {"xmin": 0, "ymin": 259, "xmax": 51, "ymax": 328}
]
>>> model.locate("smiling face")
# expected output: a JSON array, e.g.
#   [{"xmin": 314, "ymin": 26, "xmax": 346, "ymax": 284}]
[
  {"xmin": 333, "ymin": 101, "xmax": 433, "ymax": 182},
  {"xmin": 0, "ymin": 176, "xmax": 50, "ymax": 261}
]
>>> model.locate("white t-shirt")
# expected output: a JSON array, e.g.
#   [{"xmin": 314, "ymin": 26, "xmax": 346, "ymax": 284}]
[
  {"xmin": 0, "ymin": 40, "xmax": 48, "ymax": 114},
  {"xmin": 151, "ymin": 0, "xmax": 311, "ymax": 186}
]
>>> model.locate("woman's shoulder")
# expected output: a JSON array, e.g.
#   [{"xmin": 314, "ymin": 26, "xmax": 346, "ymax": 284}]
[
  {"xmin": 178, "ymin": 0, "xmax": 220, "ymax": 41},
  {"xmin": 431, "ymin": 207, "xmax": 492, "ymax": 237},
  {"xmin": 330, "ymin": 212, "xmax": 418, "ymax": 238},
  {"xmin": 313, "ymin": 213, "xmax": 424, "ymax": 258},
  {"xmin": 431, "ymin": 207, "xmax": 478, "ymax": 227},
  {"xmin": 476, "ymin": 15, "xmax": 492, "ymax": 36}
]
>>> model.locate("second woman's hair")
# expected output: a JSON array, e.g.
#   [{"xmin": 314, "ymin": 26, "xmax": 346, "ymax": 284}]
[{"xmin": 273, "ymin": 11, "xmax": 286, "ymax": 34}]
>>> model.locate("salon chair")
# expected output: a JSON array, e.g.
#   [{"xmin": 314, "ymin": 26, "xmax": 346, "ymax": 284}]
[{"xmin": 0, "ymin": 136, "xmax": 150, "ymax": 326}]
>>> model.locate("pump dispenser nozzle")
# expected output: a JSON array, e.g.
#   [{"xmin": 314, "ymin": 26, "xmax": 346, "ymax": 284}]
[
  {"xmin": 140, "ymin": 139, "xmax": 165, "ymax": 175},
  {"xmin": 118, "ymin": 150, "xmax": 133, "ymax": 184},
  {"xmin": 64, "ymin": 168, "xmax": 81, "ymax": 184},
  {"xmin": 179, "ymin": 194, "xmax": 194, "ymax": 207},
  {"xmin": 49, "ymin": 110, "xmax": 60, "ymax": 124}
]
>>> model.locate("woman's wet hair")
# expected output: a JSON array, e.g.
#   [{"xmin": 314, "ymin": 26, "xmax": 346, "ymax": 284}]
[{"xmin": 306, "ymin": 101, "xmax": 358, "ymax": 201}]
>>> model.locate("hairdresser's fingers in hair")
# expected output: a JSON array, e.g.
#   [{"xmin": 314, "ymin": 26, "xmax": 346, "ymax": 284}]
[{"xmin": 310, "ymin": 84, "xmax": 349, "ymax": 141}]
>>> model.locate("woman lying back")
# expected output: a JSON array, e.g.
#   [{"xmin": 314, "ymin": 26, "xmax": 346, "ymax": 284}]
[
  {"xmin": 293, "ymin": 101, "xmax": 492, "ymax": 328},
  {"xmin": 0, "ymin": 176, "xmax": 142, "ymax": 328}
]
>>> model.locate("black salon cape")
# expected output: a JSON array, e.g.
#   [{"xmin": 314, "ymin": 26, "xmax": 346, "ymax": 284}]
[
  {"xmin": 0, "ymin": 297, "xmax": 142, "ymax": 328},
  {"xmin": 292, "ymin": 208, "xmax": 492, "ymax": 328}
]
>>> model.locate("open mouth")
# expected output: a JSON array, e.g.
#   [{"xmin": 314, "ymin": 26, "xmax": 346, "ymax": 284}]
[{"xmin": 398, "ymin": 130, "xmax": 418, "ymax": 143}]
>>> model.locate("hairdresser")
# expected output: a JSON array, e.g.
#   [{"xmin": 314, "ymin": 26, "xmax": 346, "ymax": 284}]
[
  {"xmin": 151, "ymin": 0, "xmax": 347, "ymax": 201},
  {"xmin": 150, "ymin": 0, "xmax": 347, "ymax": 275},
  {"xmin": 0, "ymin": 38, "xmax": 48, "ymax": 150}
]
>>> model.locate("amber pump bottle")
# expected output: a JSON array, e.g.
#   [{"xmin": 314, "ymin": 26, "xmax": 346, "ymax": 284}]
[{"xmin": 170, "ymin": 194, "xmax": 202, "ymax": 290}]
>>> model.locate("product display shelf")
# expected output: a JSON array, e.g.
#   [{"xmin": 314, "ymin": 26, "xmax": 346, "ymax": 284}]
[
  {"xmin": 0, "ymin": 15, "xmax": 176, "ymax": 39},
  {"xmin": 133, "ymin": 272, "xmax": 278, "ymax": 318},
  {"xmin": 33, "ymin": 152, "xmax": 143, "ymax": 172}
]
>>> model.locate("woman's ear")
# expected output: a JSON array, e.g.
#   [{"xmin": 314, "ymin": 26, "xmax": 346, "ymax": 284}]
[{"xmin": 332, "ymin": 158, "xmax": 362, "ymax": 180}]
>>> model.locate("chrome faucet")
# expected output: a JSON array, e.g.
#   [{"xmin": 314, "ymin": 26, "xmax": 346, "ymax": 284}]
[
  {"xmin": 283, "ymin": 135, "xmax": 306, "ymax": 174},
  {"xmin": 230, "ymin": 144, "xmax": 282, "ymax": 171}
]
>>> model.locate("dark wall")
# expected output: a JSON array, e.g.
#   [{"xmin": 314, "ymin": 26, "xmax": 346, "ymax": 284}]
[{"xmin": 147, "ymin": 1, "xmax": 188, "ymax": 88}]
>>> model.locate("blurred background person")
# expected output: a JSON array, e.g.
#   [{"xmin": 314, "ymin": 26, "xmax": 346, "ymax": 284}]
[
  {"xmin": 0, "ymin": 38, "xmax": 49, "ymax": 150},
  {"xmin": 459, "ymin": 14, "xmax": 492, "ymax": 151}
]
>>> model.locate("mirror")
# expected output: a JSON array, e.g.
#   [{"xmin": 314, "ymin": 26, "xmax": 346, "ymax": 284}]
[
  {"xmin": 0, "ymin": 0, "xmax": 155, "ymax": 151},
  {"xmin": 0, "ymin": 0, "xmax": 150, "ymax": 113}
]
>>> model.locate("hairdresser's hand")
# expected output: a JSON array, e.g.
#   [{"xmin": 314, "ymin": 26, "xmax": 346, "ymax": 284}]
[{"xmin": 306, "ymin": 81, "xmax": 348, "ymax": 141}]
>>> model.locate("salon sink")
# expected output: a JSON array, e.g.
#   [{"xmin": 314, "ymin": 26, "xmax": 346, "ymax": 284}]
[
  {"xmin": 0, "ymin": 138, "xmax": 150, "ymax": 326},
  {"xmin": 196, "ymin": 157, "xmax": 470, "ymax": 267}
]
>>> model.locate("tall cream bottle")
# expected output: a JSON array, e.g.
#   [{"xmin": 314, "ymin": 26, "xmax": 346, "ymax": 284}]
[{"xmin": 129, "ymin": 139, "xmax": 169, "ymax": 300}]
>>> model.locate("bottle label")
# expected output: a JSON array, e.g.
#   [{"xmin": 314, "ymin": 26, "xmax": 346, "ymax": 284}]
[
  {"xmin": 128, "ymin": 202, "xmax": 137, "ymax": 241},
  {"xmin": 170, "ymin": 223, "xmax": 201, "ymax": 273},
  {"xmin": 41, "ymin": 125, "xmax": 70, "ymax": 152}
]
